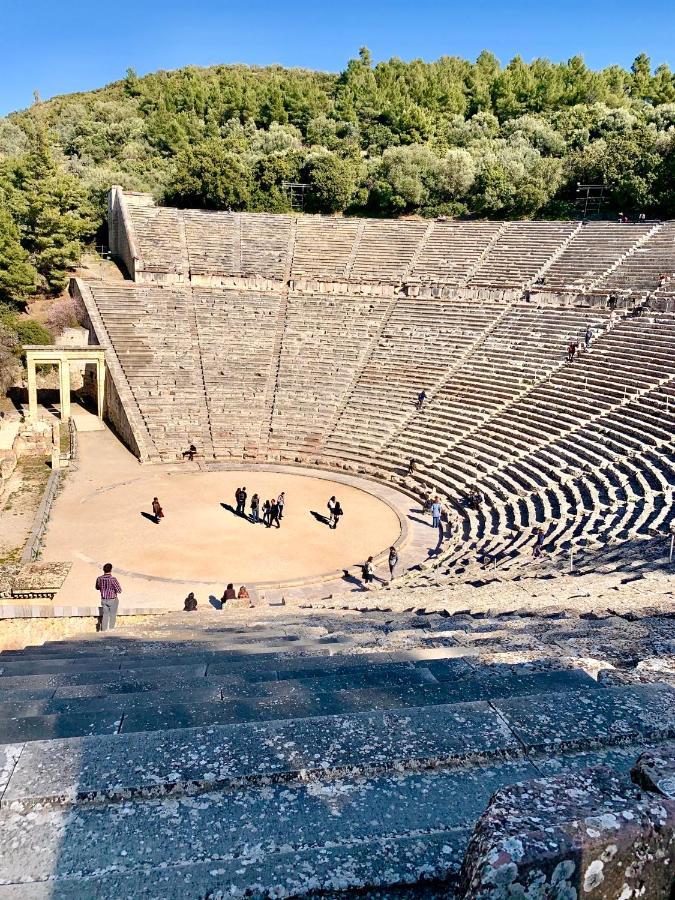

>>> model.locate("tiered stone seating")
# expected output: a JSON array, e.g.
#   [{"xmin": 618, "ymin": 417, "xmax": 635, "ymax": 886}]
[
  {"xmin": 240, "ymin": 213, "xmax": 292, "ymax": 279},
  {"xmin": 420, "ymin": 315, "xmax": 675, "ymax": 571},
  {"xmin": 1, "ymin": 610, "xmax": 673, "ymax": 897},
  {"xmin": 409, "ymin": 220, "xmax": 503, "ymax": 283},
  {"xmin": 183, "ymin": 209, "xmax": 239, "ymax": 276},
  {"xmin": 193, "ymin": 289, "xmax": 284, "ymax": 457},
  {"xmin": 270, "ymin": 294, "xmax": 391, "ymax": 453},
  {"xmin": 541, "ymin": 222, "xmax": 656, "ymax": 291},
  {"xmin": 87, "ymin": 284, "xmax": 210, "ymax": 460},
  {"xmin": 291, "ymin": 216, "xmax": 361, "ymax": 280},
  {"xmin": 349, "ymin": 220, "xmax": 429, "ymax": 281},
  {"xmin": 383, "ymin": 304, "xmax": 604, "ymax": 466},
  {"xmin": 323, "ymin": 298, "xmax": 504, "ymax": 463},
  {"xmin": 600, "ymin": 222, "xmax": 675, "ymax": 294},
  {"xmin": 96, "ymin": 190, "xmax": 675, "ymax": 575},
  {"xmin": 113, "ymin": 191, "xmax": 675, "ymax": 295},
  {"xmin": 125, "ymin": 204, "xmax": 185, "ymax": 275},
  {"xmin": 468, "ymin": 222, "xmax": 578, "ymax": 287}
]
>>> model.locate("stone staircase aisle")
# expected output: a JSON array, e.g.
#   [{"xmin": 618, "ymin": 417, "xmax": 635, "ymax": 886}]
[{"xmin": 0, "ymin": 610, "xmax": 673, "ymax": 898}]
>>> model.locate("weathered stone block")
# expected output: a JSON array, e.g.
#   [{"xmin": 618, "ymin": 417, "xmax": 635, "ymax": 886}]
[
  {"xmin": 459, "ymin": 767, "xmax": 675, "ymax": 899},
  {"xmin": 631, "ymin": 742, "xmax": 675, "ymax": 799}
]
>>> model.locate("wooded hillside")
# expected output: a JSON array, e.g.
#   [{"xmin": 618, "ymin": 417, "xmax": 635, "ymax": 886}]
[{"xmin": 1, "ymin": 48, "xmax": 674, "ymax": 310}]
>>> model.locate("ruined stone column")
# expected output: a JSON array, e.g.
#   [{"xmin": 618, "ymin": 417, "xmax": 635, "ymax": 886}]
[
  {"xmin": 27, "ymin": 357, "xmax": 38, "ymax": 422},
  {"xmin": 59, "ymin": 358, "xmax": 71, "ymax": 421},
  {"xmin": 96, "ymin": 356, "xmax": 105, "ymax": 419}
]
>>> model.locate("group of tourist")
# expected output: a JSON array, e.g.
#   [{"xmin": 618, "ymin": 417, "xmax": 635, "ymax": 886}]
[
  {"xmin": 359, "ymin": 546, "xmax": 399, "ymax": 585},
  {"xmin": 234, "ymin": 487, "xmax": 285, "ymax": 527},
  {"xmin": 566, "ymin": 321, "xmax": 602, "ymax": 362},
  {"xmin": 183, "ymin": 584, "xmax": 252, "ymax": 610}
]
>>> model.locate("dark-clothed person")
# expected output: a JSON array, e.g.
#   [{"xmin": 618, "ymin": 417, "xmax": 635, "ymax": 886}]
[
  {"xmin": 152, "ymin": 497, "xmax": 164, "ymax": 524},
  {"xmin": 222, "ymin": 584, "xmax": 236, "ymax": 605}
]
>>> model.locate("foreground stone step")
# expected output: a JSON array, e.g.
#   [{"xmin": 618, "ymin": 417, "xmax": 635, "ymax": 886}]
[
  {"xmin": 0, "ymin": 759, "xmax": 537, "ymax": 893},
  {"xmin": 0, "ymin": 829, "xmax": 466, "ymax": 899},
  {"xmin": 5, "ymin": 684, "xmax": 673, "ymax": 811},
  {"xmin": 492, "ymin": 683, "xmax": 675, "ymax": 754},
  {"xmin": 0, "ymin": 711, "xmax": 123, "ymax": 744},
  {"xmin": 0, "ymin": 649, "xmax": 479, "ymax": 696},
  {"xmin": 2, "ymin": 701, "xmax": 521, "ymax": 810},
  {"xmin": 0, "ymin": 669, "xmax": 601, "ymax": 739}
]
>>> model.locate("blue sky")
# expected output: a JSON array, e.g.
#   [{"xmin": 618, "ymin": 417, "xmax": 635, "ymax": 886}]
[{"xmin": 1, "ymin": 0, "xmax": 674, "ymax": 115}]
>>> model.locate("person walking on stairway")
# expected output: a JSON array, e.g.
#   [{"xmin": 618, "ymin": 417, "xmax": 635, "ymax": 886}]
[
  {"xmin": 416, "ymin": 389, "xmax": 427, "ymax": 410},
  {"xmin": 151, "ymin": 497, "xmax": 164, "ymax": 524},
  {"xmin": 388, "ymin": 546, "xmax": 399, "ymax": 581},
  {"xmin": 431, "ymin": 497, "xmax": 442, "ymax": 529},
  {"xmin": 362, "ymin": 556, "xmax": 375, "ymax": 584},
  {"xmin": 95, "ymin": 563, "xmax": 122, "ymax": 632},
  {"xmin": 532, "ymin": 527, "xmax": 545, "ymax": 558}
]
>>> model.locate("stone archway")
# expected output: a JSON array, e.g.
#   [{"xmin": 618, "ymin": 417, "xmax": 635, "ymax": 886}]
[{"xmin": 24, "ymin": 346, "xmax": 106, "ymax": 422}]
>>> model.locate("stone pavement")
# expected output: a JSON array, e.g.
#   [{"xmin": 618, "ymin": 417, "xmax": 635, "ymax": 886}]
[{"xmin": 35, "ymin": 425, "xmax": 434, "ymax": 614}]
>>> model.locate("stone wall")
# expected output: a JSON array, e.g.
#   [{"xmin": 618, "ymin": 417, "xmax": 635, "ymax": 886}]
[
  {"xmin": 72, "ymin": 280, "xmax": 144, "ymax": 460},
  {"xmin": 108, "ymin": 186, "xmax": 139, "ymax": 280}
]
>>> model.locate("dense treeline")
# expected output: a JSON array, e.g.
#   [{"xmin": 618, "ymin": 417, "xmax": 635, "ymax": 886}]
[{"xmin": 1, "ymin": 48, "xmax": 674, "ymax": 311}]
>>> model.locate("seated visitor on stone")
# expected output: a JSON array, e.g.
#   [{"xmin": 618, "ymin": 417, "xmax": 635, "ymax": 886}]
[
  {"xmin": 182, "ymin": 444, "xmax": 197, "ymax": 461},
  {"xmin": 238, "ymin": 585, "xmax": 251, "ymax": 604},
  {"xmin": 222, "ymin": 583, "xmax": 236, "ymax": 605},
  {"xmin": 183, "ymin": 592, "xmax": 197, "ymax": 611}
]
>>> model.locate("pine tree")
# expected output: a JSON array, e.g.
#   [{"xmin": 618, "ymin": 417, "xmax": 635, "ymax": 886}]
[
  {"xmin": 0, "ymin": 203, "xmax": 39, "ymax": 305},
  {"xmin": 10, "ymin": 127, "xmax": 96, "ymax": 292}
]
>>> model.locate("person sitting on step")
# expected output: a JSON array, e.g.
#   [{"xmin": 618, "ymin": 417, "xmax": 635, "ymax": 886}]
[{"xmin": 221, "ymin": 583, "xmax": 236, "ymax": 606}]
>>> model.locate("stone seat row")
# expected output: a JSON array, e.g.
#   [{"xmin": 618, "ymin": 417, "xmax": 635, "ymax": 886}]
[{"xmin": 119, "ymin": 193, "xmax": 673, "ymax": 291}]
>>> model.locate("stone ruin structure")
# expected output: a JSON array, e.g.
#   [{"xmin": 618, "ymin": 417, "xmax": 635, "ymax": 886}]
[
  {"xmin": 75, "ymin": 187, "xmax": 675, "ymax": 581},
  {"xmin": 0, "ymin": 187, "xmax": 673, "ymax": 896}
]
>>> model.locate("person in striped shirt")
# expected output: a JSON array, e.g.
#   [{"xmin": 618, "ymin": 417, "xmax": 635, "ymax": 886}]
[{"xmin": 95, "ymin": 563, "xmax": 122, "ymax": 632}]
